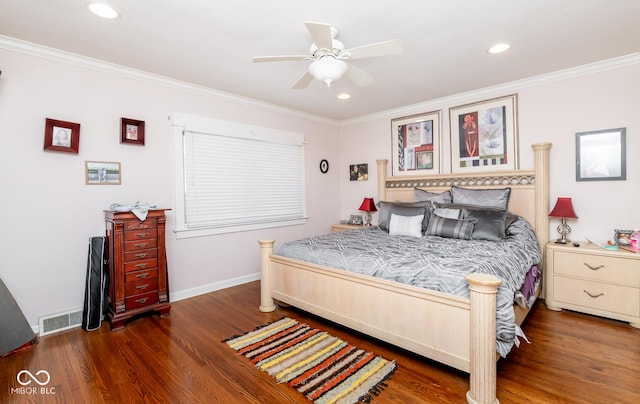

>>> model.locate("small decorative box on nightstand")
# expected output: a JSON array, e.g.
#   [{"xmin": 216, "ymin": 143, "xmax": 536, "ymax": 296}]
[
  {"xmin": 545, "ymin": 242, "xmax": 640, "ymax": 328},
  {"xmin": 331, "ymin": 223, "xmax": 366, "ymax": 233}
]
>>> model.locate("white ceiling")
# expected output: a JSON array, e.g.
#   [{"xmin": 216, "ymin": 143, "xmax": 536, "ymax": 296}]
[{"xmin": 1, "ymin": 0, "xmax": 638, "ymax": 121}]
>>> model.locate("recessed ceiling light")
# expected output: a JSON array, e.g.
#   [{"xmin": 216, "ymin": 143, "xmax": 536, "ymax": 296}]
[
  {"xmin": 488, "ymin": 43, "xmax": 510, "ymax": 54},
  {"xmin": 89, "ymin": 2, "xmax": 119, "ymax": 19},
  {"xmin": 337, "ymin": 93, "xmax": 351, "ymax": 100}
]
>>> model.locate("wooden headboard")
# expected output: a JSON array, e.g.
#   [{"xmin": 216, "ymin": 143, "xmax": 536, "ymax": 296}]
[{"xmin": 376, "ymin": 143, "xmax": 552, "ymax": 249}]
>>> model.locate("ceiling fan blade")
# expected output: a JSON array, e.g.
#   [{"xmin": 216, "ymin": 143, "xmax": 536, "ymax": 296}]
[
  {"xmin": 346, "ymin": 39, "xmax": 403, "ymax": 60},
  {"xmin": 253, "ymin": 55, "xmax": 308, "ymax": 63},
  {"xmin": 292, "ymin": 71, "xmax": 314, "ymax": 89},
  {"xmin": 305, "ymin": 22, "xmax": 333, "ymax": 50},
  {"xmin": 347, "ymin": 64, "xmax": 374, "ymax": 87}
]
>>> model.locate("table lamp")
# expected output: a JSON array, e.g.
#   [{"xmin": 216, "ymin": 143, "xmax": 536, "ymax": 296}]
[
  {"xmin": 549, "ymin": 197, "xmax": 578, "ymax": 244},
  {"xmin": 358, "ymin": 197, "xmax": 377, "ymax": 227}
]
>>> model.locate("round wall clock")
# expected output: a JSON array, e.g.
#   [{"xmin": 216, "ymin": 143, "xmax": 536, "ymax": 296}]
[{"xmin": 319, "ymin": 159, "xmax": 329, "ymax": 173}]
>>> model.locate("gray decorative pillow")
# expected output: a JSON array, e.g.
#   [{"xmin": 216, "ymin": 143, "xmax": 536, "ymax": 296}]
[
  {"xmin": 451, "ymin": 186, "xmax": 511, "ymax": 210},
  {"xmin": 378, "ymin": 201, "xmax": 430, "ymax": 232},
  {"xmin": 414, "ymin": 188, "xmax": 452, "ymax": 204},
  {"xmin": 461, "ymin": 207, "xmax": 508, "ymax": 241},
  {"xmin": 426, "ymin": 213, "xmax": 476, "ymax": 240}
]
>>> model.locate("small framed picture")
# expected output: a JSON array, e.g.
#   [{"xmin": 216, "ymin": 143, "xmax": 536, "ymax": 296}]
[
  {"xmin": 85, "ymin": 161, "xmax": 121, "ymax": 185},
  {"xmin": 120, "ymin": 118, "xmax": 145, "ymax": 145},
  {"xmin": 44, "ymin": 118, "xmax": 80, "ymax": 154},
  {"xmin": 576, "ymin": 128, "xmax": 626, "ymax": 181},
  {"xmin": 348, "ymin": 215, "xmax": 364, "ymax": 225},
  {"xmin": 349, "ymin": 163, "xmax": 368, "ymax": 181}
]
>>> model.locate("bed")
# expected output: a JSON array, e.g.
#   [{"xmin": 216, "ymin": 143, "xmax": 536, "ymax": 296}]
[{"xmin": 258, "ymin": 143, "xmax": 551, "ymax": 404}]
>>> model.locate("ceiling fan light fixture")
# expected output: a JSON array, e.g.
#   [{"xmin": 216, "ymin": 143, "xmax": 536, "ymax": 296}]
[{"xmin": 308, "ymin": 58, "xmax": 348, "ymax": 87}]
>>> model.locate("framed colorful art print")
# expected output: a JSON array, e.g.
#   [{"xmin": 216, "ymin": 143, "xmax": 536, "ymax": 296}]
[
  {"xmin": 391, "ymin": 110, "xmax": 441, "ymax": 176},
  {"xmin": 449, "ymin": 94, "xmax": 518, "ymax": 173}
]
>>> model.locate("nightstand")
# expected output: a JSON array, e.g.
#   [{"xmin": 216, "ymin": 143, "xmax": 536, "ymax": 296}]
[
  {"xmin": 545, "ymin": 242, "xmax": 640, "ymax": 328},
  {"xmin": 331, "ymin": 223, "xmax": 366, "ymax": 233}
]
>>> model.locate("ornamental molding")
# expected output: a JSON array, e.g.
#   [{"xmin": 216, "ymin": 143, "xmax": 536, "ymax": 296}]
[{"xmin": 386, "ymin": 174, "xmax": 535, "ymax": 189}]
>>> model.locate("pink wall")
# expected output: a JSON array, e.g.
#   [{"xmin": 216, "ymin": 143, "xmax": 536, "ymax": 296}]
[
  {"xmin": 0, "ymin": 47, "xmax": 341, "ymax": 327},
  {"xmin": 339, "ymin": 61, "xmax": 640, "ymax": 244}
]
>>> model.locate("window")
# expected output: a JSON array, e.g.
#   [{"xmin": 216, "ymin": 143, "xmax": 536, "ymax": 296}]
[{"xmin": 173, "ymin": 113, "xmax": 306, "ymax": 238}]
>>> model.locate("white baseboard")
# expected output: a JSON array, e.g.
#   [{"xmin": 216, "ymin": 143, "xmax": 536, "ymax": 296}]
[{"xmin": 169, "ymin": 272, "xmax": 261, "ymax": 302}]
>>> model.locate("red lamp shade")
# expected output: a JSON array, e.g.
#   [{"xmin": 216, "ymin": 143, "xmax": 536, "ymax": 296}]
[
  {"xmin": 358, "ymin": 197, "xmax": 377, "ymax": 212},
  {"xmin": 549, "ymin": 197, "xmax": 578, "ymax": 219}
]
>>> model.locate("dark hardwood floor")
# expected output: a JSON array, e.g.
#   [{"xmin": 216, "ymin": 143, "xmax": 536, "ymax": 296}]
[{"xmin": 1, "ymin": 281, "xmax": 638, "ymax": 403}]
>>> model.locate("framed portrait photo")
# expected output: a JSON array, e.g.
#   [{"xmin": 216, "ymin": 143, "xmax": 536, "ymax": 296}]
[
  {"xmin": 44, "ymin": 118, "xmax": 80, "ymax": 154},
  {"xmin": 120, "ymin": 117, "xmax": 145, "ymax": 145},
  {"xmin": 576, "ymin": 127, "xmax": 626, "ymax": 181},
  {"xmin": 391, "ymin": 110, "xmax": 441, "ymax": 176},
  {"xmin": 449, "ymin": 94, "xmax": 518, "ymax": 173}
]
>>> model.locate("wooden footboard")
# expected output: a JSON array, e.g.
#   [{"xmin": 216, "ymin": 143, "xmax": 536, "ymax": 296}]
[{"xmin": 258, "ymin": 240, "xmax": 501, "ymax": 404}]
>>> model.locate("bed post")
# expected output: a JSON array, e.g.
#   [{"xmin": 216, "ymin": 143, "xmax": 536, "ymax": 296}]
[
  {"xmin": 532, "ymin": 143, "xmax": 551, "ymax": 252},
  {"xmin": 258, "ymin": 240, "xmax": 277, "ymax": 312},
  {"xmin": 376, "ymin": 159, "xmax": 388, "ymax": 202},
  {"xmin": 465, "ymin": 273, "xmax": 502, "ymax": 404}
]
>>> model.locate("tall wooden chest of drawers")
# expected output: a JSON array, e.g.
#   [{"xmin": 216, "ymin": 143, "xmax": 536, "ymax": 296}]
[
  {"xmin": 545, "ymin": 242, "xmax": 640, "ymax": 328},
  {"xmin": 105, "ymin": 209, "xmax": 171, "ymax": 330}
]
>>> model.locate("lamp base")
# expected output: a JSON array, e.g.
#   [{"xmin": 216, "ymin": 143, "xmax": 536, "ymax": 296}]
[{"xmin": 554, "ymin": 238, "xmax": 571, "ymax": 244}]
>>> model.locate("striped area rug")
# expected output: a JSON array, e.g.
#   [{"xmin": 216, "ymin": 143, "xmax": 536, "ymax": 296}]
[{"xmin": 224, "ymin": 317, "xmax": 397, "ymax": 404}]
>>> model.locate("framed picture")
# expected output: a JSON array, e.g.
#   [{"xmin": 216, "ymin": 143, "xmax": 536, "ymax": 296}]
[
  {"xmin": 120, "ymin": 117, "xmax": 145, "ymax": 145},
  {"xmin": 348, "ymin": 214, "xmax": 364, "ymax": 225},
  {"xmin": 85, "ymin": 161, "xmax": 121, "ymax": 185},
  {"xmin": 44, "ymin": 118, "xmax": 80, "ymax": 154},
  {"xmin": 349, "ymin": 163, "xmax": 368, "ymax": 181},
  {"xmin": 449, "ymin": 94, "xmax": 518, "ymax": 173},
  {"xmin": 576, "ymin": 128, "xmax": 626, "ymax": 181},
  {"xmin": 391, "ymin": 110, "xmax": 441, "ymax": 175}
]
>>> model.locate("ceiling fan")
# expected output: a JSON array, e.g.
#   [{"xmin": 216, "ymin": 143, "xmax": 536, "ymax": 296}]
[{"xmin": 253, "ymin": 22, "xmax": 402, "ymax": 89}]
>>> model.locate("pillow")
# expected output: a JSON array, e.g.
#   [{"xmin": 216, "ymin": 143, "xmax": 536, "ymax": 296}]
[
  {"xmin": 389, "ymin": 213, "xmax": 424, "ymax": 238},
  {"xmin": 426, "ymin": 213, "xmax": 476, "ymax": 240},
  {"xmin": 461, "ymin": 207, "xmax": 508, "ymax": 241},
  {"xmin": 377, "ymin": 201, "xmax": 430, "ymax": 231},
  {"xmin": 433, "ymin": 207, "xmax": 460, "ymax": 219},
  {"xmin": 451, "ymin": 186, "xmax": 511, "ymax": 210},
  {"xmin": 414, "ymin": 188, "xmax": 452, "ymax": 204},
  {"xmin": 435, "ymin": 202, "xmax": 513, "ymax": 241}
]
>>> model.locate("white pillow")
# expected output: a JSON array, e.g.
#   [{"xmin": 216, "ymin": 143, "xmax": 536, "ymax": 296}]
[{"xmin": 389, "ymin": 213, "xmax": 424, "ymax": 238}]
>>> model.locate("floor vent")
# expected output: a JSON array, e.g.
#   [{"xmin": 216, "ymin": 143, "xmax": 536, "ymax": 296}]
[{"xmin": 38, "ymin": 309, "xmax": 83, "ymax": 336}]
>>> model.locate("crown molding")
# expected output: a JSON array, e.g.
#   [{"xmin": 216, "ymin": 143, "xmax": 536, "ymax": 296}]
[
  {"xmin": 2, "ymin": 35, "xmax": 637, "ymax": 128},
  {"xmin": 340, "ymin": 52, "xmax": 640, "ymax": 126},
  {"xmin": 0, "ymin": 35, "xmax": 340, "ymax": 127}
]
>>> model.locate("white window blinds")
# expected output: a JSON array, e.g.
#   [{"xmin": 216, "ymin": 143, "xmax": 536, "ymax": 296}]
[{"xmin": 173, "ymin": 113, "xmax": 306, "ymax": 238}]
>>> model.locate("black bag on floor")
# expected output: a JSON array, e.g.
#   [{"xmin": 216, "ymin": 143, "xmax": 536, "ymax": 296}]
[{"xmin": 81, "ymin": 236, "xmax": 109, "ymax": 331}]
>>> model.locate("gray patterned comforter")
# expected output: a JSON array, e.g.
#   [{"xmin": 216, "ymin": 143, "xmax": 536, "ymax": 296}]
[{"xmin": 276, "ymin": 218, "xmax": 541, "ymax": 357}]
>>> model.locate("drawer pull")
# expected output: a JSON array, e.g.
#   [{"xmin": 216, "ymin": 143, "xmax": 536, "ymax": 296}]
[
  {"xmin": 135, "ymin": 253, "xmax": 148, "ymax": 258},
  {"xmin": 136, "ymin": 232, "xmax": 148, "ymax": 238},
  {"xmin": 583, "ymin": 263, "xmax": 604, "ymax": 271},
  {"xmin": 136, "ymin": 284, "xmax": 149, "ymax": 290},
  {"xmin": 583, "ymin": 290, "xmax": 604, "ymax": 299},
  {"xmin": 135, "ymin": 298, "xmax": 149, "ymax": 304},
  {"xmin": 136, "ymin": 273, "xmax": 149, "ymax": 279},
  {"xmin": 135, "ymin": 263, "xmax": 149, "ymax": 268},
  {"xmin": 135, "ymin": 243, "xmax": 148, "ymax": 248}
]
